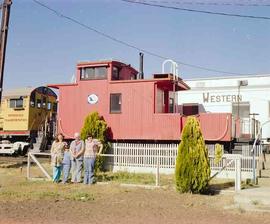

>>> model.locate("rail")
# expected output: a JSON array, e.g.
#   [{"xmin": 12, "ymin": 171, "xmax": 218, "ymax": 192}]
[{"xmin": 27, "ymin": 152, "xmax": 51, "ymax": 181}]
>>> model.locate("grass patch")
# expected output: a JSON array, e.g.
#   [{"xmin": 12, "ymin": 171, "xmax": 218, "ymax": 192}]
[
  {"xmin": 97, "ymin": 171, "xmax": 157, "ymax": 185},
  {"xmin": 65, "ymin": 192, "xmax": 95, "ymax": 202},
  {"xmin": 0, "ymin": 166, "xmax": 236, "ymax": 204}
]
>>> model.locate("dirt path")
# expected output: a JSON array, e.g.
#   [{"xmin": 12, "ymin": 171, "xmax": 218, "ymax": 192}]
[{"xmin": 1, "ymin": 187, "xmax": 270, "ymax": 224}]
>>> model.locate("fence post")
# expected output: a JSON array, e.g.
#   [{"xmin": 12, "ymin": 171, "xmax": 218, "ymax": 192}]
[
  {"xmin": 156, "ymin": 145, "xmax": 160, "ymax": 187},
  {"xmin": 252, "ymin": 147, "xmax": 257, "ymax": 184},
  {"xmin": 235, "ymin": 155, "xmax": 241, "ymax": 192},
  {"xmin": 27, "ymin": 152, "xmax": 31, "ymax": 179}
]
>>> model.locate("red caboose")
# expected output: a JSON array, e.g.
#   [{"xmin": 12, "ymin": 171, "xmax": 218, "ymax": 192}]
[{"xmin": 49, "ymin": 59, "xmax": 233, "ymax": 144}]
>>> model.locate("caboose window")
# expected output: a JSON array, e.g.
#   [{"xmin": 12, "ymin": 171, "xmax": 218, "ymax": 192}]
[
  {"xmin": 110, "ymin": 93, "xmax": 121, "ymax": 113},
  {"xmin": 112, "ymin": 66, "xmax": 120, "ymax": 80},
  {"xmin": 9, "ymin": 98, "xmax": 23, "ymax": 108},
  {"xmin": 80, "ymin": 66, "xmax": 107, "ymax": 80}
]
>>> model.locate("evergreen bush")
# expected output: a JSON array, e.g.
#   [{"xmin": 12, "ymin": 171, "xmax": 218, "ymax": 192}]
[
  {"xmin": 214, "ymin": 143, "xmax": 223, "ymax": 165},
  {"xmin": 81, "ymin": 111, "xmax": 109, "ymax": 172},
  {"xmin": 175, "ymin": 116, "xmax": 210, "ymax": 193}
]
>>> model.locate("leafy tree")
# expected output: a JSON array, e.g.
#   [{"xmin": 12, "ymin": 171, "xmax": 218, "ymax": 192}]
[
  {"xmin": 175, "ymin": 116, "xmax": 210, "ymax": 193},
  {"xmin": 81, "ymin": 111, "xmax": 109, "ymax": 172}
]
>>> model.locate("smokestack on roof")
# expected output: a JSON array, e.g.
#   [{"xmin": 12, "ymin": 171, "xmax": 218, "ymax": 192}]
[{"xmin": 139, "ymin": 52, "xmax": 144, "ymax": 79}]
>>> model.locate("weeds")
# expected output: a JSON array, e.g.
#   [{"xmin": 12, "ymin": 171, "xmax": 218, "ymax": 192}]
[{"xmin": 65, "ymin": 192, "xmax": 95, "ymax": 202}]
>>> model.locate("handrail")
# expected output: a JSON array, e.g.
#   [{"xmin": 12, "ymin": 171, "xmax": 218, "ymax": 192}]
[
  {"xmin": 58, "ymin": 118, "xmax": 74, "ymax": 139},
  {"xmin": 209, "ymin": 159, "xmax": 234, "ymax": 180}
]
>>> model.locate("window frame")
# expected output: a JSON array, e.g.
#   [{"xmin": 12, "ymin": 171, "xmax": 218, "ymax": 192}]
[
  {"xmin": 36, "ymin": 99, "xmax": 42, "ymax": 109},
  {"xmin": 232, "ymin": 101, "xmax": 250, "ymax": 119},
  {"xmin": 30, "ymin": 92, "xmax": 36, "ymax": 108},
  {"xmin": 80, "ymin": 66, "xmax": 108, "ymax": 81},
  {"xmin": 112, "ymin": 66, "xmax": 120, "ymax": 80},
  {"xmin": 47, "ymin": 101, "xmax": 52, "ymax": 111},
  {"xmin": 9, "ymin": 98, "xmax": 24, "ymax": 109},
  {"xmin": 53, "ymin": 102, "xmax": 58, "ymax": 112},
  {"xmin": 42, "ymin": 96, "xmax": 47, "ymax": 109},
  {"xmin": 110, "ymin": 93, "xmax": 122, "ymax": 114},
  {"xmin": 182, "ymin": 103, "xmax": 199, "ymax": 116}
]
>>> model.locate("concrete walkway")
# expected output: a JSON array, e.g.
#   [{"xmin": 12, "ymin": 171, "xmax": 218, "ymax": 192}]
[
  {"xmin": 234, "ymin": 154, "xmax": 270, "ymax": 212},
  {"xmin": 234, "ymin": 187, "xmax": 270, "ymax": 212}
]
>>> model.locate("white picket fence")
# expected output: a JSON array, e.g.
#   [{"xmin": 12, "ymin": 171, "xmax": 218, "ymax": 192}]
[{"xmin": 105, "ymin": 143, "xmax": 263, "ymax": 180}]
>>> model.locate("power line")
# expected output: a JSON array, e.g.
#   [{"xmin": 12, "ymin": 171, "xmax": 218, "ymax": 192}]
[
  {"xmin": 121, "ymin": 0, "xmax": 270, "ymax": 20},
  {"xmin": 32, "ymin": 0, "xmax": 258, "ymax": 76},
  {"xmin": 143, "ymin": 1, "xmax": 270, "ymax": 7}
]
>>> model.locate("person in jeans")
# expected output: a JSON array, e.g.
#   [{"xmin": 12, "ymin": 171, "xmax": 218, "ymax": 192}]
[
  {"xmin": 70, "ymin": 132, "xmax": 84, "ymax": 183},
  {"xmin": 62, "ymin": 146, "xmax": 71, "ymax": 184},
  {"xmin": 83, "ymin": 134, "xmax": 103, "ymax": 185},
  {"xmin": 51, "ymin": 133, "xmax": 66, "ymax": 183}
]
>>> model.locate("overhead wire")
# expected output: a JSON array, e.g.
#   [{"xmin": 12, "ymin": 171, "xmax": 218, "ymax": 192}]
[
  {"xmin": 32, "ymin": 0, "xmax": 262, "ymax": 76},
  {"xmin": 139, "ymin": 0, "xmax": 270, "ymax": 7},
  {"xmin": 121, "ymin": 0, "xmax": 270, "ymax": 20}
]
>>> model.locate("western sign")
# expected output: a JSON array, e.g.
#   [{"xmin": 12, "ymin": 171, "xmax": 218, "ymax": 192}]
[{"xmin": 203, "ymin": 92, "xmax": 242, "ymax": 103}]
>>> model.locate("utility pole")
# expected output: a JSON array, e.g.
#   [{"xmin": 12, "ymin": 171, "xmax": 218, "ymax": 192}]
[{"xmin": 0, "ymin": 0, "xmax": 12, "ymax": 104}]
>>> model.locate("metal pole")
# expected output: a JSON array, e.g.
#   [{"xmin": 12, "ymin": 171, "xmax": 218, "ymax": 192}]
[
  {"xmin": 237, "ymin": 84, "xmax": 240, "ymax": 119},
  {"xmin": 173, "ymin": 80, "xmax": 176, "ymax": 113},
  {"xmin": 0, "ymin": 0, "xmax": 12, "ymax": 104}
]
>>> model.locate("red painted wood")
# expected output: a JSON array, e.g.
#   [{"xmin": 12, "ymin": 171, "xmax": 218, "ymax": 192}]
[{"xmin": 51, "ymin": 61, "xmax": 232, "ymax": 142}]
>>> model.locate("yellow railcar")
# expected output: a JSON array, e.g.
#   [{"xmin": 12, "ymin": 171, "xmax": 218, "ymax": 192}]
[{"xmin": 0, "ymin": 86, "xmax": 57, "ymax": 155}]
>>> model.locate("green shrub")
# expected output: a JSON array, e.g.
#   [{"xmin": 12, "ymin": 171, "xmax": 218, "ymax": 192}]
[
  {"xmin": 81, "ymin": 111, "xmax": 109, "ymax": 172},
  {"xmin": 214, "ymin": 143, "xmax": 223, "ymax": 165},
  {"xmin": 175, "ymin": 116, "xmax": 210, "ymax": 193}
]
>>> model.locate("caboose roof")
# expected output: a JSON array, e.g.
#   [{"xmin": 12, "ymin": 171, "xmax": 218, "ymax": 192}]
[{"xmin": 77, "ymin": 60, "xmax": 138, "ymax": 74}]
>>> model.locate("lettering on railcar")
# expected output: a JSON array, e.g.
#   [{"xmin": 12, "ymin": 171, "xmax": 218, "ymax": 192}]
[{"xmin": 203, "ymin": 92, "xmax": 242, "ymax": 103}]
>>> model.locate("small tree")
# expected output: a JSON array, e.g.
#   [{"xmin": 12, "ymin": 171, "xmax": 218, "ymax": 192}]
[
  {"xmin": 175, "ymin": 116, "xmax": 210, "ymax": 193},
  {"xmin": 214, "ymin": 143, "xmax": 223, "ymax": 165},
  {"xmin": 81, "ymin": 111, "xmax": 108, "ymax": 172}
]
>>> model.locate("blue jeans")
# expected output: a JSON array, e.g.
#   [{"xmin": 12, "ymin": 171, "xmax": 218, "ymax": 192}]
[
  {"xmin": 84, "ymin": 157, "xmax": 96, "ymax": 185},
  {"xmin": 53, "ymin": 166, "xmax": 62, "ymax": 183},
  {"xmin": 62, "ymin": 163, "xmax": 71, "ymax": 183},
  {"xmin": 71, "ymin": 159, "xmax": 83, "ymax": 183}
]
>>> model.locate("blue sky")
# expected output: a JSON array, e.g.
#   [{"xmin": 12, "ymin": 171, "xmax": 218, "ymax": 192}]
[{"xmin": 4, "ymin": 0, "xmax": 270, "ymax": 88}]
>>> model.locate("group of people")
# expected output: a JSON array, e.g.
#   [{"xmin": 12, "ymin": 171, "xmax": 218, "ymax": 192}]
[{"xmin": 50, "ymin": 132, "xmax": 103, "ymax": 184}]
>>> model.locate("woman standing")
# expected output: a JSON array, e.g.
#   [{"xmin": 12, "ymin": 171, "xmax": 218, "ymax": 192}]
[
  {"xmin": 83, "ymin": 134, "xmax": 103, "ymax": 185},
  {"xmin": 51, "ymin": 133, "xmax": 66, "ymax": 183}
]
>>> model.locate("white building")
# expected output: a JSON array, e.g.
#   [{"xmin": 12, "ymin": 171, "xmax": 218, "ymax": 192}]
[{"xmin": 178, "ymin": 75, "xmax": 270, "ymax": 141}]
